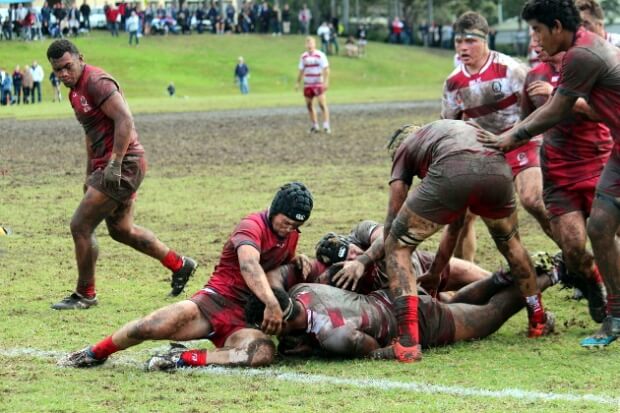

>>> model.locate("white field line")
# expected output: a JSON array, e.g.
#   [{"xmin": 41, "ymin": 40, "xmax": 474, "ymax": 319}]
[{"xmin": 1, "ymin": 346, "xmax": 619, "ymax": 407}]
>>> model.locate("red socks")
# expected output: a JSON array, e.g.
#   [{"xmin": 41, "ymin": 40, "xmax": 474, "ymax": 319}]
[
  {"xmin": 161, "ymin": 250, "xmax": 183, "ymax": 272},
  {"xmin": 525, "ymin": 293, "xmax": 546, "ymax": 324},
  {"xmin": 394, "ymin": 296, "xmax": 420, "ymax": 346},
  {"xmin": 91, "ymin": 336, "xmax": 119, "ymax": 359},
  {"xmin": 180, "ymin": 349, "xmax": 208, "ymax": 366},
  {"xmin": 590, "ymin": 265, "xmax": 604, "ymax": 285},
  {"xmin": 77, "ymin": 282, "xmax": 96, "ymax": 299}
]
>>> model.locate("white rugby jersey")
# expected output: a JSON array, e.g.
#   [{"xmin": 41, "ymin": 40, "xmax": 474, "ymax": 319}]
[
  {"xmin": 606, "ymin": 31, "xmax": 620, "ymax": 48},
  {"xmin": 441, "ymin": 51, "xmax": 528, "ymax": 134},
  {"xmin": 298, "ymin": 50, "xmax": 329, "ymax": 86}
]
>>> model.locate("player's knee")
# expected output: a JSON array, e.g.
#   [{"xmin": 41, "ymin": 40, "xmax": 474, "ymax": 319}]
[
  {"xmin": 587, "ymin": 215, "xmax": 612, "ymax": 246},
  {"xmin": 107, "ymin": 223, "xmax": 131, "ymax": 242},
  {"xmin": 246, "ymin": 338, "xmax": 276, "ymax": 367},
  {"xmin": 69, "ymin": 217, "xmax": 92, "ymax": 238},
  {"xmin": 519, "ymin": 192, "xmax": 543, "ymax": 214}
]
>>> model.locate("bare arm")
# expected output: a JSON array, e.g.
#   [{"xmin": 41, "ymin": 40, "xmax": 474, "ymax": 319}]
[
  {"xmin": 296, "ymin": 69, "xmax": 303, "ymax": 90},
  {"xmin": 420, "ymin": 216, "xmax": 464, "ymax": 295},
  {"xmin": 100, "ymin": 92, "xmax": 135, "ymax": 162},
  {"xmin": 237, "ymin": 244, "xmax": 283, "ymax": 335},
  {"xmin": 323, "ymin": 67, "xmax": 330, "ymax": 89}
]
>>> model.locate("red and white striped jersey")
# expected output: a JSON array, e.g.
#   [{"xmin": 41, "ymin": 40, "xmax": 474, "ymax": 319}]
[
  {"xmin": 441, "ymin": 51, "xmax": 528, "ymax": 134},
  {"xmin": 298, "ymin": 50, "xmax": 329, "ymax": 86}
]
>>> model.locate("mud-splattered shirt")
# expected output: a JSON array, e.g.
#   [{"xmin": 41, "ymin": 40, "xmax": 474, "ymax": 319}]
[
  {"xmin": 206, "ymin": 210, "xmax": 298, "ymax": 305},
  {"xmin": 69, "ymin": 64, "xmax": 144, "ymax": 170}
]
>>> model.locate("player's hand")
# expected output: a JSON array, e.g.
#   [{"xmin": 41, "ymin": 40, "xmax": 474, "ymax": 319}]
[
  {"xmin": 331, "ymin": 260, "xmax": 365, "ymax": 291},
  {"xmin": 527, "ymin": 80, "xmax": 553, "ymax": 98},
  {"xmin": 102, "ymin": 158, "xmax": 122, "ymax": 190},
  {"xmin": 262, "ymin": 302, "xmax": 283, "ymax": 336},
  {"xmin": 475, "ymin": 128, "xmax": 519, "ymax": 152},
  {"xmin": 293, "ymin": 254, "xmax": 312, "ymax": 280},
  {"xmin": 418, "ymin": 270, "xmax": 441, "ymax": 298}
]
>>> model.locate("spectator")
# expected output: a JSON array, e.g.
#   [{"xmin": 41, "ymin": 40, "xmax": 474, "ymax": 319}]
[
  {"xmin": 344, "ymin": 35, "xmax": 359, "ymax": 57},
  {"xmin": 167, "ymin": 81, "xmax": 175, "ymax": 96},
  {"xmin": 105, "ymin": 2, "xmax": 119, "ymax": 37},
  {"xmin": 41, "ymin": 1, "xmax": 51, "ymax": 36},
  {"xmin": 317, "ymin": 21, "xmax": 330, "ymax": 53},
  {"xmin": 53, "ymin": 2, "xmax": 68, "ymax": 37},
  {"xmin": 67, "ymin": 2, "xmax": 81, "ymax": 36},
  {"xmin": 225, "ymin": 3, "xmax": 236, "ymax": 32},
  {"xmin": 441, "ymin": 23, "xmax": 453, "ymax": 49},
  {"xmin": 390, "ymin": 16, "xmax": 404, "ymax": 44},
  {"xmin": 12, "ymin": 65, "xmax": 22, "ymax": 104},
  {"xmin": 281, "ymin": 3, "xmax": 291, "ymax": 34},
  {"xmin": 357, "ymin": 24, "xmax": 367, "ymax": 56},
  {"xmin": 21, "ymin": 63, "xmax": 32, "ymax": 103},
  {"xmin": 234, "ymin": 56, "xmax": 250, "ymax": 94},
  {"xmin": 206, "ymin": 2, "xmax": 218, "ymax": 33},
  {"xmin": 30, "ymin": 60, "xmax": 43, "ymax": 103},
  {"xmin": 298, "ymin": 3, "xmax": 311, "ymax": 35},
  {"xmin": 1, "ymin": 68, "xmax": 13, "ymax": 106},
  {"xmin": 271, "ymin": 5, "xmax": 281, "ymax": 35},
  {"xmin": 80, "ymin": 0, "xmax": 91, "ymax": 30},
  {"xmin": 127, "ymin": 10, "xmax": 139, "ymax": 45},
  {"xmin": 144, "ymin": 4, "xmax": 154, "ymax": 35},
  {"xmin": 2, "ymin": 15, "xmax": 11, "ymax": 40},
  {"xmin": 49, "ymin": 71, "xmax": 61, "ymax": 102},
  {"xmin": 488, "ymin": 28, "xmax": 497, "ymax": 51},
  {"xmin": 328, "ymin": 22, "xmax": 339, "ymax": 54}
]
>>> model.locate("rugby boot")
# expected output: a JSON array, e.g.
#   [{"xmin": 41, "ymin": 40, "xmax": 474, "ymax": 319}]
[
  {"xmin": 57, "ymin": 347, "xmax": 107, "ymax": 368},
  {"xmin": 51, "ymin": 292, "xmax": 98, "ymax": 310},
  {"xmin": 553, "ymin": 252, "xmax": 607, "ymax": 323},
  {"xmin": 369, "ymin": 341, "xmax": 422, "ymax": 363},
  {"xmin": 528, "ymin": 311, "xmax": 556, "ymax": 338},
  {"xmin": 169, "ymin": 257, "xmax": 198, "ymax": 297},
  {"xmin": 308, "ymin": 126, "xmax": 320, "ymax": 134},
  {"xmin": 580, "ymin": 316, "xmax": 620, "ymax": 348},
  {"xmin": 145, "ymin": 343, "xmax": 188, "ymax": 371}
]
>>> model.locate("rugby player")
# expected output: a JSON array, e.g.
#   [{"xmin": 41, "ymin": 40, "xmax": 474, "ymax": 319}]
[
  {"xmin": 575, "ymin": 0, "xmax": 620, "ymax": 47},
  {"xmin": 442, "ymin": 11, "xmax": 552, "ymax": 261},
  {"xmin": 57, "ymin": 182, "xmax": 314, "ymax": 369},
  {"xmin": 476, "ymin": 0, "xmax": 620, "ymax": 346},
  {"xmin": 521, "ymin": 35, "xmax": 610, "ymax": 323},
  {"xmin": 245, "ymin": 266, "xmax": 557, "ymax": 360},
  {"xmin": 296, "ymin": 36, "xmax": 331, "ymax": 134},
  {"xmin": 378, "ymin": 121, "xmax": 553, "ymax": 362},
  {"xmin": 46, "ymin": 39, "xmax": 196, "ymax": 309}
]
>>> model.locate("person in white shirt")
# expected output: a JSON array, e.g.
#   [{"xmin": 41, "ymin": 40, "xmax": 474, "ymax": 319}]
[
  {"xmin": 30, "ymin": 61, "xmax": 44, "ymax": 103},
  {"xmin": 296, "ymin": 36, "xmax": 330, "ymax": 134},
  {"xmin": 127, "ymin": 10, "xmax": 140, "ymax": 46}
]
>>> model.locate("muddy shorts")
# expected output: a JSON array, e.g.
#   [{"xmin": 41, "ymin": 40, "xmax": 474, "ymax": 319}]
[
  {"xmin": 406, "ymin": 153, "xmax": 516, "ymax": 224},
  {"xmin": 418, "ymin": 295, "xmax": 456, "ymax": 348},
  {"xmin": 544, "ymin": 176, "xmax": 599, "ymax": 218},
  {"xmin": 87, "ymin": 155, "xmax": 146, "ymax": 203},
  {"xmin": 190, "ymin": 288, "xmax": 249, "ymax": 348},
  {"xmin": 304, "ymin": 85, "xmax": 325, "ymax": 98},
  {"xmin": 596, "ymin": 148, "xmax": 620, "ymax": 199},
  {"xmin": 505, "ymin": 139, "xmax": 541, "ymax": 177}
]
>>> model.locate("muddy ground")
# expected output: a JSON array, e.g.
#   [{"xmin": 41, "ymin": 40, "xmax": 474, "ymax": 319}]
[{"xmin": 0, "ymin": 101, "xmax": 440, "ymax": 178}]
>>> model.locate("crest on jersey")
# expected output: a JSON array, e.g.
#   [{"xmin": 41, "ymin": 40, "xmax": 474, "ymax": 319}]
[
  {"xmin": 79, "ymin": 96, "xmax": 92, "ymax": 113},
  {"xmin": 491, "ymin": 81, "xmax": 502, "ymax": 94}
]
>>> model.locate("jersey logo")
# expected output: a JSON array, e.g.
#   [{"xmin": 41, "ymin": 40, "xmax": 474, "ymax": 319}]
[
  {"xmin": 338, "ymin": 246, "xmax": 347, "ymax": 258},
  {"xmin": 295, "ymin": 213, "xmax": 306, "ymax": 221},
  {"xmin": 517, "ymin": 151, "xmax": 528, "ymax": 166},
  {"xmin": 79, "ymin": 95, "xmax": 92, "ymax": 113}
]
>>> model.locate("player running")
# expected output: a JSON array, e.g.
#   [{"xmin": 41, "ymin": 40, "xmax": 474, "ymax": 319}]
[
  {"xmin": 57, "ymin": 183, "xmax": 314, "ymax": 369},
  {"xmin": 442, "ymin": 11, "xmax": 551, "ymax": 261},
  {"xmin": 476, "ymin": 0, "xmax": 620, "ymax": 347},
  {"xmin": 521, "ymin": 35, "xmax": 610, "ymax": 323},
  {"xmin": 296, "ymin": 36, "xmax": 331, "ymax": 134},
  {"xmin": 46, "ymin": 39, "xmax": 196, "ymax": 309}
]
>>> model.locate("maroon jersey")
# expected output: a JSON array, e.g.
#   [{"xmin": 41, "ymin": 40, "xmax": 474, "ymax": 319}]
[
  {"xmin": 390, "ymin": 119, "xmax": 500, "ymax": 184},
  {"xmin": 205, "ymin": 210, "xmax": 299, "ymax": 305},
  {"xmin": 69, "ymin": 64, "xmax": 144, "ymax": 170},
  {"xmin": 524, "ymin": 62, "xmax": 612, "ymax": 187},
  {"xmin": 557, "ymin": 28, "xmax": 620, "ymax": 152}
]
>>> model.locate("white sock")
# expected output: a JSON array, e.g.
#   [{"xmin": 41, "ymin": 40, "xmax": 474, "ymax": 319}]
[{"xmin": 323, "ymin": 122, "xmax": 330, "ymax": 129}]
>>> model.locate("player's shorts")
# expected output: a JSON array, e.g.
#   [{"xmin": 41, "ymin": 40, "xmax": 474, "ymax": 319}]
[
  {"xmin": 504, "ymin": 139, "xmax": 541, "ymax": 177},
  {"xmin": 596, "ymin": 148, "xmax": 620, "ymax": 199},
  {"xmin": 411, "ymin": 250, "xmax": 451, "ymax": 292},
  {"xmin": 190, "ymin": 288, "xmax": 249, "ymax": 348},
  {"xmin": 86, "ymin": 155, "xmax": 146, "ymax": 203},
  {"xmin": 544, "ymin": 176, "xmax": 599, "ymax": 218},
  {"xmin": 304, "ymin": 85, "xmax": 326, "ymax": 98},
  {"xmin": 418, "ymin": 295, "xmax": 456, "ymax": 348},
  {"xmin": 406, "ymin": 153, "xmax": 516, "ymax": 224}
]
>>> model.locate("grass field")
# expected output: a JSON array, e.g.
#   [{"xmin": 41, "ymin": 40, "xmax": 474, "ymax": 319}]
[
  {"xmin": 1, "ymin": 102, "xmax": 620, "ymax": 412},
  {"xmin": 0, "ymin": 32, "xmax": 452, "ymax": 119}
]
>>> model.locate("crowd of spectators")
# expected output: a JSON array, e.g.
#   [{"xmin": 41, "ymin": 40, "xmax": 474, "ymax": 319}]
[{"xmin": 0, "ymin": 61, "xmax": 45, "ymax": 106}]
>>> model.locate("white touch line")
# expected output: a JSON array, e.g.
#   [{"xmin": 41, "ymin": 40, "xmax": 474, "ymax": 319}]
[{"xmin": 2, "ymin": 347, "xmax": 619, "ymax": 406}]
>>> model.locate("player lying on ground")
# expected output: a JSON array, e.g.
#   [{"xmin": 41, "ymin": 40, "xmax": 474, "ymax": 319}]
[{"xmin": 57, "ymin": 182, "xmax": 314, "ymax": 369}]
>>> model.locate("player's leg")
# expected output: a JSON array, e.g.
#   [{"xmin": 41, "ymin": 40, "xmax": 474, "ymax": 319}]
[
  {"xmin": 380, "ymin": 205, "xmax": 443, "ymax": 361},
  {"xmin": 514, "ymin": 167, "xmax": 553, "ymax": 238},
  {"xmin": 482, "ymin": 211, "xmax": 552, "ymax": 337},
  {"xmin": 305, "ymin": 95, "xmax": 318, "ymax": 132},
  {"xmin": 52, "ymin": 187, "xmax": 120, "ymax": 310},
  {"xmin": 440, "ymin": 256, "xmax": 490, "ymax": 292},
  {"xmin": 316, "ymin": 91, "xmax": 330, "ymax": 133},
  {"xmin": 550, "ymin": 211, "xmax": 606, "ymax": 322},
  {"xmin": 58, "ymin": 300, "xmax": 210, "ymax": 367},
  {"xmin": 105, "ymin": 198, "xmax": 197, "ymax": 297},
  {"xmin": 453, "ymin": 209, "xmax": 476, "ymax": 261}
]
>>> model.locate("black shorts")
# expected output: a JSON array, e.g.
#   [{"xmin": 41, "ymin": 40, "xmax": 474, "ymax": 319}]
[
  {"xmin": 418, "ymin": 295, "xmax": 456, "ymax": 349},
  {"xmin": 86, "ymin": 155, "xmax": 146, "ymax": 203}
]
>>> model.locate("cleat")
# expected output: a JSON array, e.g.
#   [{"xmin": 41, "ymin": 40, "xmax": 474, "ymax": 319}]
[
  {"xmin": 308, "ymin": 126, "xmax": 320, "ymax": 134},
  {"xmin": 51, "ymin": 292, "xmax": 98, "ymax": 310},
  {"xmin": 323, "ymin": 127, "xmax": 331, "ymax": 134},
  {"xmin": 553, "ymin": 252, "xmax": 607, "ymax": 323},
  {"xmin": 528, "ymin": 311, "xmax": 555, "ymax": 338},
  {"xmin": 169, "ymin": 257, "xmax": 197, "ymax": 297},
  {"xmin": 580, "ymin": 316, "xmax": 620, "ymax": 348},
  {"xmin": 57, "ymin": 347, "xmax": 107, "ymax": 368},
  {"xmin": 145, "ymin": 343, "xmax": 188, "ymax": 371},
  {"xmin": 369, "ymin": 341, "xmax": 422, "ymax": 363}
]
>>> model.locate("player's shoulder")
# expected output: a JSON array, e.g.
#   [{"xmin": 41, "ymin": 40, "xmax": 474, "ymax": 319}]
[
  {"xmin": 491, "ymin": 51, "xmax": 527, "ymax": 71},
  {"xmin": 237, "ymin": 210, "xmax": 269, "ymax": 232},
  {"xmin": 526, "ymin": 62, "xmax": 553, "ymax": 81},
  {"xmin": 444, "ymin": 65, "xmax": 467, "ymax": 90}
]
